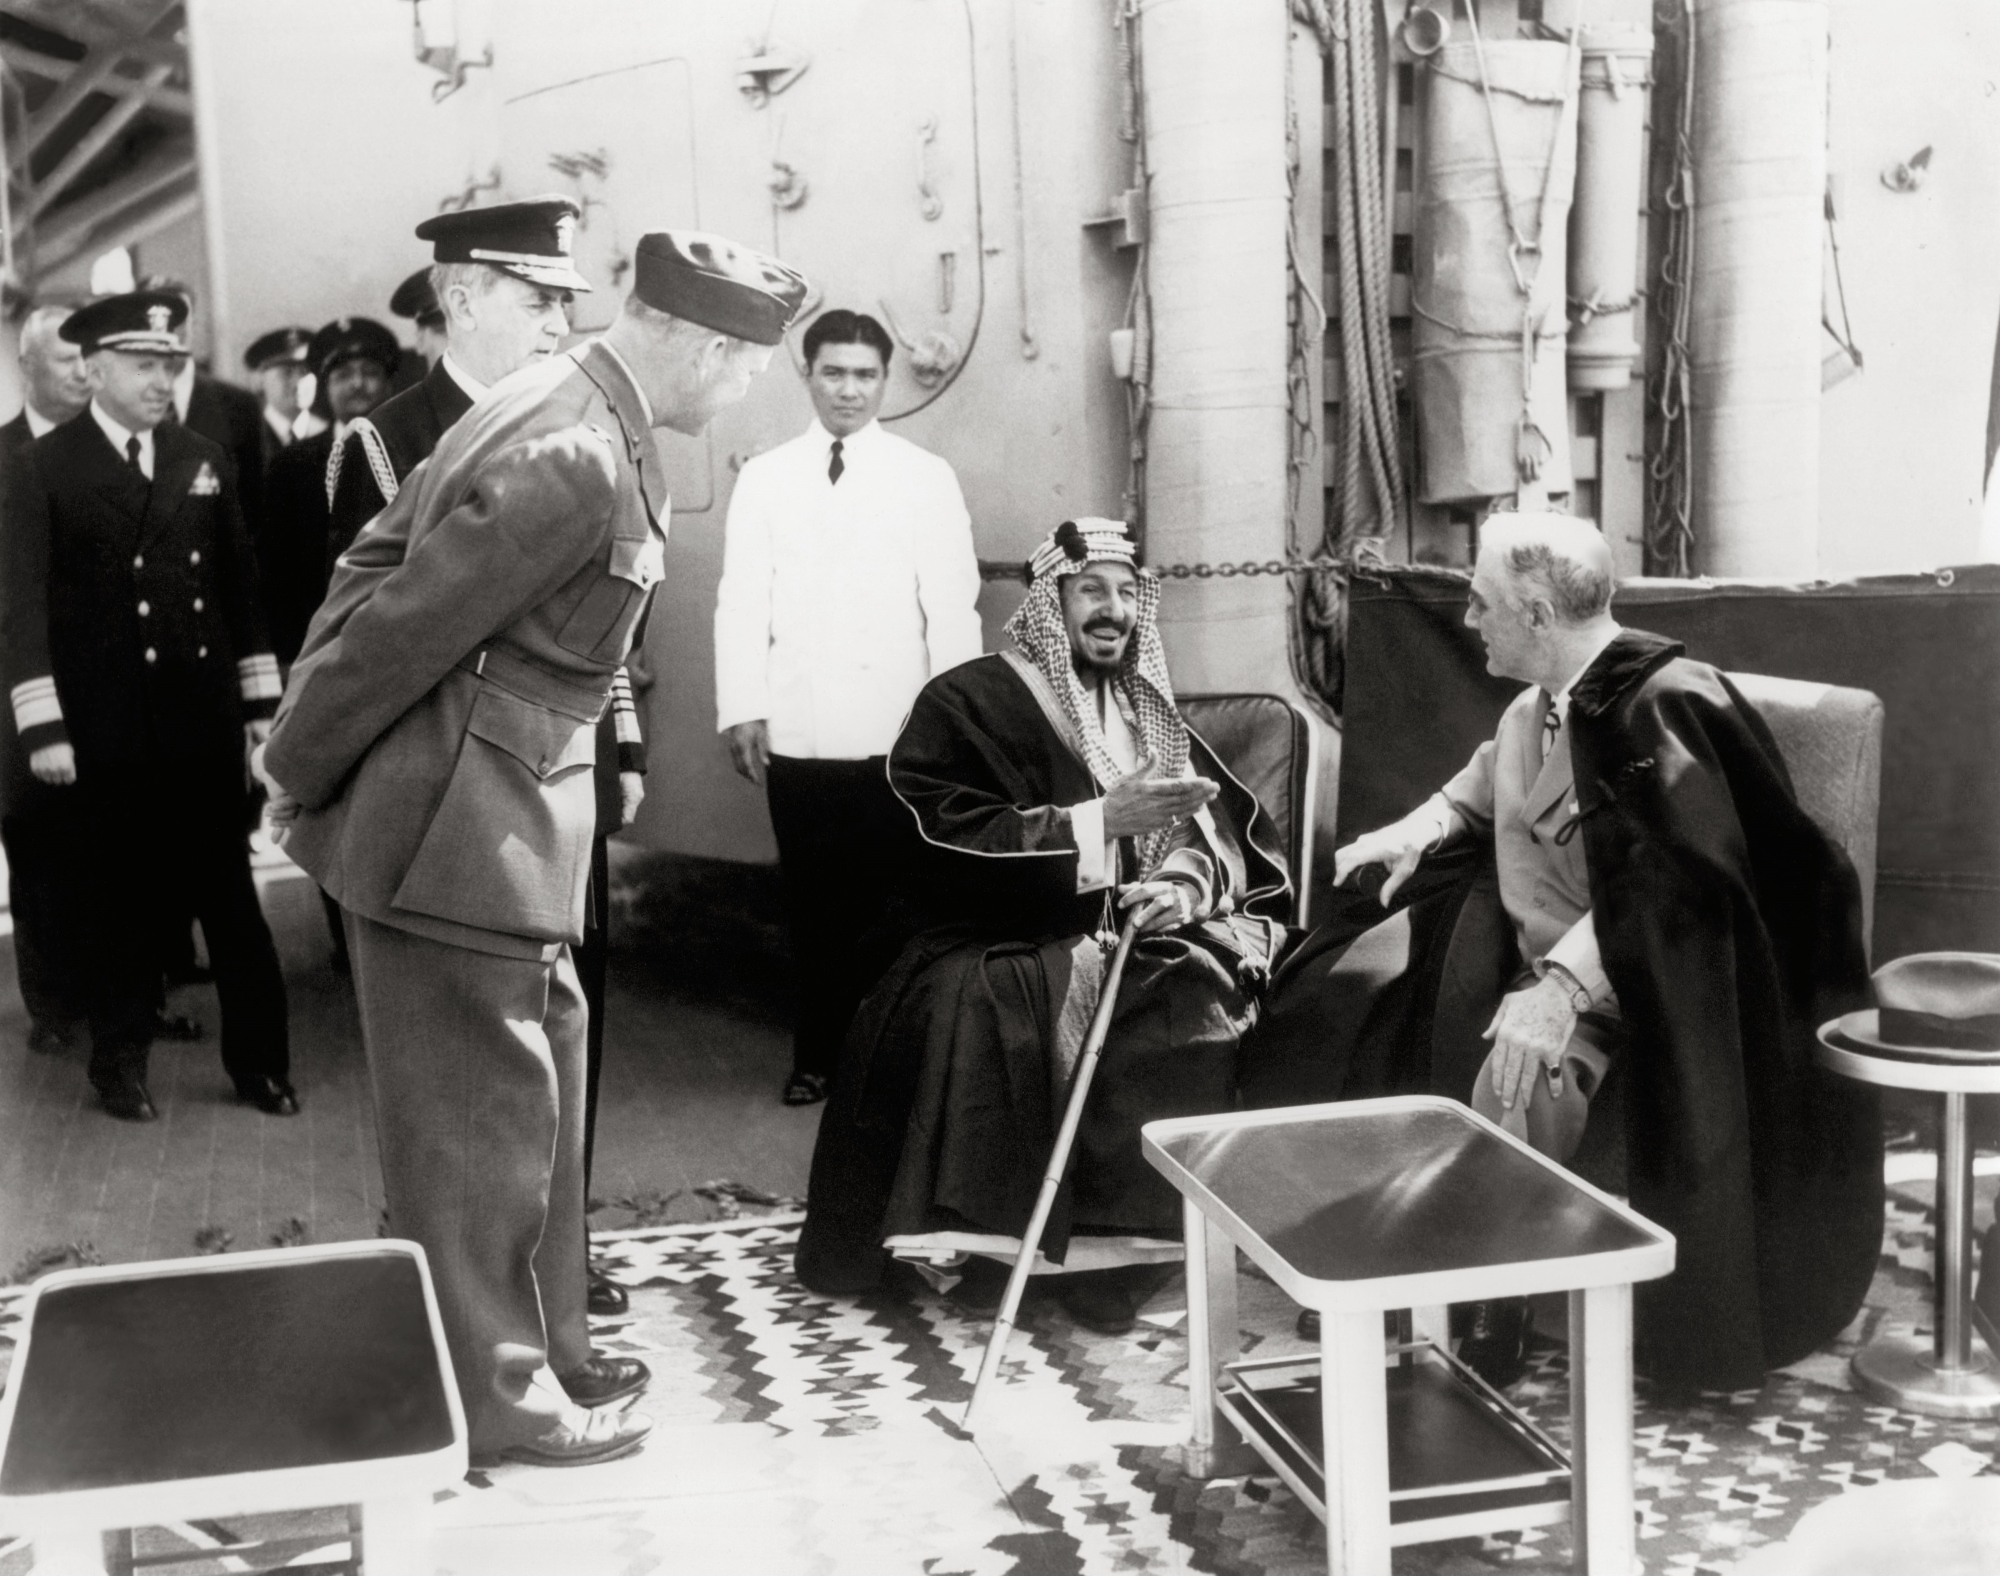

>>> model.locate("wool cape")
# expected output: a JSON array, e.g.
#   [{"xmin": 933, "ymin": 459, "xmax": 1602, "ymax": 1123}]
[
  {"xmin": 795, "ymin": 652, "xmax": 1290, "ymax": 1294},
  {"xmin": 1245, "ymin": 630, "xmax": 1881, "ymax": 1392}
]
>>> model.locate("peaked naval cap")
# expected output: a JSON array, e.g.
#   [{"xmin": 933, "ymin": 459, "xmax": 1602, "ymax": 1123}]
[{"xmin": 414, "ymin": 196, "xmax": 592, "ymax": 293}]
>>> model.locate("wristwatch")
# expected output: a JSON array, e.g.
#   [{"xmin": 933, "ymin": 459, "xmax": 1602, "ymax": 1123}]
[{"xmin": 1540, "ymin": 959, "xmax": 1594, "ymax": 1015}]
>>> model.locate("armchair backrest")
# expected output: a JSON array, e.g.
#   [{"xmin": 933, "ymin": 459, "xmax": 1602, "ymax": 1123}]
[
  {"xmin": 1726, "ymin": 671, "xmax": 1884, "ymax": 957},
  {"xmin": 1177, "ymin": 693, "xmax": 1319, "ymax": 927}
]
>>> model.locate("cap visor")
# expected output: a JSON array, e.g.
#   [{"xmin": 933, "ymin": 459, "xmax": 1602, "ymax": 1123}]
[
  {"xmin": 500, "ymin": 261, "xmax": 594, "ymax": 292},
  {"xmin": 94, "ymin": 334, "xmax": 188, "ymax": 355}
]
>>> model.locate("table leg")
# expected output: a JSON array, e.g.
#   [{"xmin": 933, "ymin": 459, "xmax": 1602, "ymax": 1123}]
[
  {"xmin": 1320, "ymin": 1310, "xmax": 1392, "ymax": 1576},
  {"xmin": 1182, "ymin": 1198, "xmax": 1246, "ymax": 1478},
  {"xmin": 1851, "ymin": 1090, "xmax": 2000, "ymax": 1418},
  {"xmin": 356, "ymin": 1495, "xmax": 431, "ymax": 1576},
  {"xmin": 1569, "ymin": 1284, "xmax": 1635, "ymax": 1576},
  {"xmin": 29, "ymin": 1525, "xmax": 108, "ymax": 1576}
]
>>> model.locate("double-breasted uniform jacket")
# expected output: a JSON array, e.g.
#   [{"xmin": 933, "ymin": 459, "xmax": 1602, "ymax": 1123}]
[
  {"xmin": 185, "ymin": 373, "xmax": 268, "ymax": 543},
  {"xmin": 259, "ymin": 425, "xmax": 339, "ymax": 664},
  {"xmin": 0, "ymin": 413, "xmax": 38, "ymax": 812},
  {"xmin": 265, "ymin": 340, "xmax": 667, "ymax": 959},
  {"xmin": 324, "ymin": 359, "xmax": 472, "ymax": 572},
  {"xmin": 2, "ymin": 412, "xmax": 282, "ymax": 778}
]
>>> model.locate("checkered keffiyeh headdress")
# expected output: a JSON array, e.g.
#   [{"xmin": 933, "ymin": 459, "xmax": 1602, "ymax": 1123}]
[{"xmin": 1004, "ymin": 519, "xmax": 1190, "ymax": 872}]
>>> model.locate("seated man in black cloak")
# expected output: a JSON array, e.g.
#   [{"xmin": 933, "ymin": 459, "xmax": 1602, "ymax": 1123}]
[
  {"xmin": 796, "ymin": 518, "xmax": 1291, "ymax": 1332},
  {"xmin": 1245, "ymin": 512, "xmax": 1882, "ymax": 1394}
]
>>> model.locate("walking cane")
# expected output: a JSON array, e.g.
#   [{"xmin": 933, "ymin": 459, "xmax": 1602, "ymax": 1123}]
[{"xmin": 962, "ymin": 912, "xmax": 1142, "ymax": 1435}]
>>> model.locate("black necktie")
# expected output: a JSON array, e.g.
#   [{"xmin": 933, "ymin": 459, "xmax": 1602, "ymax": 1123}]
[
  {"xmin": 125, "ymin": 436, "xmax": 143, "ymax": 476},
  {"xmin": 1541, "ymin": 696, "xmax": 1561, "ymax": 762},
  {"xmin": 828, "ymin": 439, "xmax": 844, "ymax": 485}
]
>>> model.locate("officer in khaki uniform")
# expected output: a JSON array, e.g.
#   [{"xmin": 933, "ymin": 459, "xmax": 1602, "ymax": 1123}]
[{"xmin": 259, "ymin": 230, "xmax": 808, "ymax": 1467}]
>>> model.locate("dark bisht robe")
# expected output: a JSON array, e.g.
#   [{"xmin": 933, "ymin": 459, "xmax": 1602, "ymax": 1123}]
[
  {"xmin": 1243, "ymin": 629, "xmax": 1881, "ymax": 1393},
  {"xmin": 795, "ymin": 652, "xmax": 1291, "ymax": 1295}
]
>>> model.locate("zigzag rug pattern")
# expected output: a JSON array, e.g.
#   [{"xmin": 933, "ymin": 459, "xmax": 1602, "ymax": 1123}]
[{"xmin": 0, "ymin": 1182, "xmax": 1992, "ymax": 1574}]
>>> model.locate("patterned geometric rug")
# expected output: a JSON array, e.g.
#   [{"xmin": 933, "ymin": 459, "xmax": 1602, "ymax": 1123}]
[{"xmin": 0, "ymin": 1176, "xmax": 1993, "ymax": 1575}]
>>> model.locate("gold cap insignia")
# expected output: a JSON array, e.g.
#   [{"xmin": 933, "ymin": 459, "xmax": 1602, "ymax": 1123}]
[
  {"xmin": 554, "ymin": 213, "xmax": 577, "ymax": 254},
  {"xmin": 147, "ymin": 304, "xmax": 173, "ymax": 334}
]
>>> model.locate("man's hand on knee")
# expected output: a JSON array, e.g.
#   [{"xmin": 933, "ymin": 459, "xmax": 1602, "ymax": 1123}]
[{"xmin": 1483, "ymin": 976, "xmax": 1578, "ymax": 1111}]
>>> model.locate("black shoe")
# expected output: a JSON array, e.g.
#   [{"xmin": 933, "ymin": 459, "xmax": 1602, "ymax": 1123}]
[
  {"xmin": 946, "ymin": 1256, "xmax": 1012, "ymax": 1314},
  {"xmin": 234, "ymin": 1075, "xmax": 300, "ymax": 1116},
  {"xmin": 97, "ymin": 1073, "xmax": 157, "ymax": 1122},
  {"xmin": 1452, "ymin": 1298, "xmax": 1534, "ymax": 1389},
  {"xmin": 559, "ymin": 1355, "xmax": 651, "ymax": 1406},
  {"xmin": 28, "ymin": 1021, "xmax": 70, "ymax": 1055},
  {"xmin": 781, "ymin": 1071, "xmax": 828, "ymax": 1107},
  {"xmin": 587, "ymin": 1269, "xmax": 630, "ymax": 1317},
  {"xmin": 151, "ymin": 1009, "xmax": 205, "ymax": 1043},
  {"xmin": 1057, "ymin": 1264, "xmax": 1175, "ymax": 1336}
]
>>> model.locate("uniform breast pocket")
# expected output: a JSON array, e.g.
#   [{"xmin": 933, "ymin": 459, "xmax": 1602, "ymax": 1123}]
[
  {"xmin": 555, "ymin": 532, "xmax": 664, "ymax": 665},
  {"xmin": 391, "ymin": 684, "xmax": 600, "ymax": 941}
]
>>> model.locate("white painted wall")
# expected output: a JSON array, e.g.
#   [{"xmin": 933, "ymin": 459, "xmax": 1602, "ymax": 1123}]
[{"xmin": 1817, "ymin": 0, "xmax": 2000, "ymax": 575}]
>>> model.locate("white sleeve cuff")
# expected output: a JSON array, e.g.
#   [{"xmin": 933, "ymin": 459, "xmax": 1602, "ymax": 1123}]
[
  {"xmin": 1543, "ymin": 910, "xmax": 1613, "ymax": 1007},
  {"xmin": 1069, "ymin": 798, "xmax": 1111, "ymax": 893}
]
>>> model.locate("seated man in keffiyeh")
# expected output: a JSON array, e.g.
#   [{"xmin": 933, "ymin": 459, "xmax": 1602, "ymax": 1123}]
[{"xmin": 795, "ymin": 518, "xmax": 1291, "ymax": 1332}]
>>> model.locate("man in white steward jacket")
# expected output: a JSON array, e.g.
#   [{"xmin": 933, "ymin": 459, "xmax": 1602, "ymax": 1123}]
[{"xmin": 714, "ymin": 308, "xmax": 982, "ymax": 1106}]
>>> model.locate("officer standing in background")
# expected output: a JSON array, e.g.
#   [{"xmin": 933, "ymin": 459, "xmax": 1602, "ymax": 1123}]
[
  {"xmin": 140, "ymin": 276, "xmax": 268, "ymax": 541},
  {"xmin": 260, "ymin": 316, "xmax": 399, "ymax": 664},
  {"xmin": 1, "ymin": 291, "xmax": 293, "ymax": 1122},
  {"xmin": 390, "ymin": 266, "xmax": 450, "ymax": 372},
  {"xmin": 325, "ymin": 198, "xmax": 586, "ymax": 568},
  {"xmin": 1, "ymin": 305, "xmax": 94, "ymax": 1056},
  {"xmin": 243, "ymin": 325, "xmax": 313, "ymax": 463}
]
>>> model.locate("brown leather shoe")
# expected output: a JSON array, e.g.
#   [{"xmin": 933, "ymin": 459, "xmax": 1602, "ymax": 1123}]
[
  {"xmin": 497, "ymin": 1405, "xmax": 652, "ymax": 1467},
  {"xmin": 559, "ymin": 1356, "xmax": 650, "ymax": 1407}
]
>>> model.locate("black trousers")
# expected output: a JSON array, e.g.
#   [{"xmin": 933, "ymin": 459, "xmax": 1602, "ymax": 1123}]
[
  {"xmin": 2, "ymin": 788, "xmax": 89, "ymax": 1030},
  {"xmin": 578, "ymin": 830, "xmax": 610, "ymax": 1187},
  {"xmin": 80, "ymin": 764, "xmax": 289, "ymax": 1091},
  {"xmin": 765, "ymin": 755, "xmax": 908, "ymax": 1081}
]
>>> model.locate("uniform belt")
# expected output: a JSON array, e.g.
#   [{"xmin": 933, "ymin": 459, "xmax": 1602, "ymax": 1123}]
[{"xmin": 455, "ymin": 645, "xmax": 608, "ymax": 723}]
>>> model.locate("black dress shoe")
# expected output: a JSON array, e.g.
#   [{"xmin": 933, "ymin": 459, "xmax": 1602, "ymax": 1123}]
[
  {"xmin": 559, "ymin": 1355, "xmax": 651, "ymax": 1406},
  {"xmin": 781, "ymin": 1071, "xmax": 828, "ymax": 1106},
  {"xmin": 587, "ymin": 1269, "xmax": 630, "ymax": 1317},
  {"xmin": 234, "ymin": 1075, "xmax": 300, "ymax": 1116},
  {"xmin": 1453, "ymin": 1298, "xmax": 1534, "ymax": 1389},
  {"xmin": 97, "ymin": 1075, "xmax": 157, "ymax": 1122},
  {"xmin": 151, "ymin": 1009, "xmax": 205, "ymax": 1043}
]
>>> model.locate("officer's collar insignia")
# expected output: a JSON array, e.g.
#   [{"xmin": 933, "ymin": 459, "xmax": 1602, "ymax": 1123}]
[
  {"xmin": 147, "ymin": 304, "xmax": 173, "ymax": 334},
  {"xmin": 188, "ymin": 461, "xmax": 221, "ymax": 496}
]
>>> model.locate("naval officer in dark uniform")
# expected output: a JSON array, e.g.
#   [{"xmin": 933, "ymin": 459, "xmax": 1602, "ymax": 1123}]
[
  {"xmin": 259, "ymin": 230, "xmax": 807, "ymax": 1467},
  {"xmin": 259, "ymin": 316, "xmax": 398, "ymax": 664},
  {"xmin": 1, "ymin": 290, "xmax": 293, "ymax": 1121},
  {"xmin": 243, "ymin": 325, "xmax": 313, "ymax": 467},
  {"xmin": 390, "ymin": 265, "xmax": 450, "ymax": 373},
  {"xmin": 326, "ymin": 198, "xmax": 585, "ymax": 567}
]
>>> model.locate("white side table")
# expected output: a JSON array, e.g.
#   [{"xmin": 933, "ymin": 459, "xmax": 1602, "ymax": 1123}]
[
  {"xmin": 1144, "ymin": 1096, "xmax": 1675, "ymax": 1576},
  {"xmin": 0, "ymin": 1241, "xmax": 466, "ymax": 1575}
]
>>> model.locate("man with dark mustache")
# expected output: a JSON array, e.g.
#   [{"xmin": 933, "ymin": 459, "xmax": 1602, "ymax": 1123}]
[{"xmin": 796, "ymin": 518, "xmax": 1291, "ymax": 1334}]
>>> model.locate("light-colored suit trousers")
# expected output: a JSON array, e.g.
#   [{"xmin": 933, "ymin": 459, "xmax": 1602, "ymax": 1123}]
[{"xmin": 342, "ymin": 910, "xmax": 591, "ymax": 1451}]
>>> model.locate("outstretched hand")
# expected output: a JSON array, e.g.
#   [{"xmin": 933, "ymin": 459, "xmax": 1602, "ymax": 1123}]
[
  {"xmin": 1102, "ymin": 774, "xmax": 1218, "ymax": 839},
  {"xmin": 1330, "ymin": 821, "xmax": 1434, "ymax": 906}
]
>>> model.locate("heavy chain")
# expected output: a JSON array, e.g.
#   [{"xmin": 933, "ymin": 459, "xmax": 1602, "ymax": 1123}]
[{"xmin": 1149, "ymin": 556, "xmax": 1348, "ymax": 580}]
